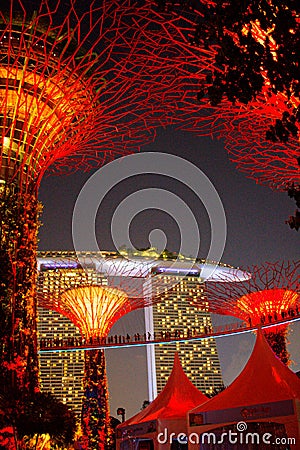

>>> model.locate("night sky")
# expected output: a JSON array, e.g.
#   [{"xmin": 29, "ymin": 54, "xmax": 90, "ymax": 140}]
[{"xmin": 38, "ymin": 126, "xmax": 300, "ymax": 418}]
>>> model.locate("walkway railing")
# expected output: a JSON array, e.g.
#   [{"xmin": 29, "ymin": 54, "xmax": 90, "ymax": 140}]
[{"xmin": 38, "ymin": 311, "xmax": 300, "ymax": 353}]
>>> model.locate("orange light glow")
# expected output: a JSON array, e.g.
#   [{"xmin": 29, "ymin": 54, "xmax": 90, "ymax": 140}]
[
  {"xmin": 242, "ymin": 20, "xmax": 278, "ymax": 59},
  {"xmin": 236, "ymin": 288, "xmax": 299, "ymax": 325},
  {"xmin": 59, "ymin": 286, "xmax": 131, "ymax": 339}
]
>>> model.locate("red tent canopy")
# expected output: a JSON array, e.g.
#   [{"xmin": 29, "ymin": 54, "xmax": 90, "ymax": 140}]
[
  {"xmin": 121, "ymin": 353, "xmax": 208, "ymax": 424},
  {"xmin": 190, "ymin": 328, "xmax": 300, "ymax": 415}
]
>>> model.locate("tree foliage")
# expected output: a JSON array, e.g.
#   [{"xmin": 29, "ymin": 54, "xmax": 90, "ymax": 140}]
[
  {"xmin": 286, "ymin": 183, "xmax": 300, "ymax": 230},
  {"xmin": 265, "ymin": 328, "xmax": 290, "ymax": 366},
  {"xmin": 0, "ymin": 391, "xmax": 77, "ymax": 449},
  {"xmin": 81, "ymin": 350, "xmax": 112, "ymax": 450},
  {"xmin": 0, "ymin": 189, "xmax": 41, "ymax": 398},
  {"xmin": 155, "ymin": 1, "xmax": 300, "ymax": 143}
]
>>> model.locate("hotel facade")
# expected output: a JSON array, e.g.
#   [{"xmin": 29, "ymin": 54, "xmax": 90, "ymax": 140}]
[{"xmin": 145, "ymin": 272, "xmax": 223, "ymax": 400}]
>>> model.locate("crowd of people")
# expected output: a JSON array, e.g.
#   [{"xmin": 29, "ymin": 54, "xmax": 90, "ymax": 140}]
[
  {"xmin": 39, "ymin": 306, "xmax": 300, "ymax": 350},
  {"xmin": 247, "ymin": 305, "xmax": 300, "ymax": 327},
  {"xmin": 39, "ymin": 326, "xmax": 214, "ymax": 349}
]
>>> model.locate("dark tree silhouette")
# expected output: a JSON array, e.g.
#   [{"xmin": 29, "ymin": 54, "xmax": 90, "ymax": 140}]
[
  {"xmin": 286, "ymin": 183, "xmax": 300, "ymax": 231},
  {"xmin": 0, "ymin": 391, "xmax": 77, "ymax": 449},
  {"xmin": 155, "ymin": 1, "xmax": 300, "ymax": 141}
]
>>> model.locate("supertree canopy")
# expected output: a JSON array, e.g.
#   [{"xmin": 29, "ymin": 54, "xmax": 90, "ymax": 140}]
[
  {"xmin": 201, "ymin": 261, "xmax": 300, "ymax": 365},
  {"xmin": 60, "ymin": 286, "xmax": 130, "ymax": 340},
  {"xmin": 0, "ymin": 0, "xmax": 213, "ymax": 400},
  {"xmin": 152, "ymin": 1, "xmax": 300, "ymax": 195},
  {"xmin": 37, "ymin": 249, "xmax": 245, "ymax": 449}
]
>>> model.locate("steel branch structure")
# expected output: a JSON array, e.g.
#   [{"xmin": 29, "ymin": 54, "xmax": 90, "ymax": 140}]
[
  {"xmin": 60, "ymin": 286, "xmax": 130, "ymax": 340},
  {"xmin": 0, "ymin": 0, "xmax": 217, "ymax": 403},
  {"xmin": 177, "ymin": 96, "xmax": 300, "ymax": 190},
  {"xmin": 151, "ymin": 2, "xmax": 300, "ymax": 190},
  {"xmin": 0, "ymin": 0, "xmax": 203, "ymax": 186},
  {"xmin": 202, "ymin": 261, "xmax": 300, "ymax": 365}
]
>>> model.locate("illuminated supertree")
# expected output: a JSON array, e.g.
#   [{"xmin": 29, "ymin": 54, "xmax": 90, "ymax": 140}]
[
  {"xmin": 37, "ymin": 250, "xmax": 245, "ymax": 449},
  {"xmin": 201, "ymin": 261, "xmax": 300, "ymax": 365},
  {"xmin": 0, "ymin": 0, "xmax": 211, "ymax": 398},
  {"xmin": 58, "ymin": 286, "xmax": 132, "ymax": 450},
  {"xmin": 37, "ymin": 252, "xmax": 160, "ymax": 450},
  {"xmin": 151, "ymin": 2, "xmax": 300, "ymax": 200}
]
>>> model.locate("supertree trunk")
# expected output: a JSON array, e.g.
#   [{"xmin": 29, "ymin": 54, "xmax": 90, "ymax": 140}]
[
  {"xmin": 82, "ymin": 349, "xmax": 112, "ymax": 450},
  {"xmin": 264, "ymin": 326, "xmax": 290, "ymax": 366},
  {"xmin": 0, "ymin": 185, "xmax": 40, "ymax": 398}
]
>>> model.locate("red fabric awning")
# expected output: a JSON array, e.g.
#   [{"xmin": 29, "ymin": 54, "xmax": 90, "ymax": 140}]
[
  {"xmin": 190, "ymin": 328, "xmax": 300, "ymax": 415},
  {"xmin": 120, "ymin": 353, "xmax": 208, "ymax": 425}
]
